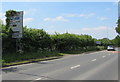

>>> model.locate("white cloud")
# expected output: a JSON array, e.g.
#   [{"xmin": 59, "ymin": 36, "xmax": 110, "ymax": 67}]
[
  {"xmin": 23, "ymin": 18, "xmax": 33, "ymax": 25},
  {"xmin": 2, "ymin": 18, "xmax": 6, "ymax": 24},
  {"xmin": 98, "ymin": 17, "xmax": 108, "ymax": 20},
  {"xmin": 113, "ymin": 2, "xmax": 118, "ymax": 5},
  {"xmin": 46, "ymin": 26, "xmax": 117, "ymax": 39},
  {"xmin": 43, "ymin": 16, "xmax": 69, "ymax": 22},
  {"xmin": 0, "ymin": 13, "xmax": 5, "ymax": 18},
  {"xmin": 66, "ymin": 13, "xmax": 95, "ymax": 18},
  {"xmin": 48, "ymin": 25, "xmax": 55, "ymax": 28},
  {"xmin": 44, "ymin": 18, "xmax": 51, "ymax": 21},
  {"xmin": 68, "ymin": 26, "xmax": 117, "ymax": 39},
  {"xmin": 42, "ymin": 25, "xmax": 55, "ymax": 29},
  {"xmin": 0, "ymin": 12, "xmax": 6, "ymax": 24},
  {"xmin": 24, "ymin": 9, "xmax": 37, "ymax": 16},
  {"xmin": 81, "ymin": 26, "xmax": 107, "ymax": 31},
  {"xmin": 68, "ymin": 26, "xmax": 108, "ymax": 35},
  {"xmin": 0, "ymin": 12, "xmax": 34, "ymax": 25},
  {"xmin": 0, "ymin": 18, "xmax": 6, "ymax": 24},
  {"xmin": 106, "ymin": 8, "xmax": 111, "ymax": 11}
]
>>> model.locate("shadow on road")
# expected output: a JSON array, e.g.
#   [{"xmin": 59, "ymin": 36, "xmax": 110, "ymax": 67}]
[
  {"xmin": 2, "ymin": 67, "xmax": 25, "ymax": 73},
  {"xmin": 2, "ymin": 67, "xmax": 19, "ymax": 73}
]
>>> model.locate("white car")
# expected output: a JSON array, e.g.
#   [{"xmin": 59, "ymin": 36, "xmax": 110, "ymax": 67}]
[{"xmin": 107, "ymin": 46, "xmax": 115, "ymax": 51}]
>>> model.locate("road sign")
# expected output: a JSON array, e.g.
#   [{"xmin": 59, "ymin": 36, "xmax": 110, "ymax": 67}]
[
  {"xmin": 12, "ymin": 32, "xmax": 22, "ymax": 38},
  {"xmin": 8, "ymin": 11, "xmax": 23, "ymax": 38},
  {"xmin": 96, "ymin": 41, "xmax": 101, "ymax": 45}
]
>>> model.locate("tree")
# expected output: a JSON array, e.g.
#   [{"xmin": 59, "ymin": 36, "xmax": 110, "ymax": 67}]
[
  {"xmin": 51, "ymin": 33, "xmax": 95, "ymax": 52},
  {"xmin": 98, "ymin": 38, "xmax": 112, "ymax": 48},
  {"xmin": 1, "ymin": 24, "xmax": 16, "ymax": 53},
  {"xmin": 5, "ymin": 10, "xmax": 17, "ymax": 30},
  {"xmin": 116, "ymin": 18, "xmax": 120, "ymax": 34},
  {"xmin": 22, "ymin": 27, "xmax": 53, "ymax": 52},
  {"xmin": 112, "ymin": 35, "xmax": 120, "ymax": 47}
]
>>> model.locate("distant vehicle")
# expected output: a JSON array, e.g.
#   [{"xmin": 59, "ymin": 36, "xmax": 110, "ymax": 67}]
[{"xmin": 107, "ymin": 45, "xmax": 115, "ymax": 51}]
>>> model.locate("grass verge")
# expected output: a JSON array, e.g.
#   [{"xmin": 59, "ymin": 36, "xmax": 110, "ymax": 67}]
[
  {"xmin": 2, "ymin": 56, "xmax": 62, "ymax": 68},
  {"xmin": 2, "ymin": 51, "xmax": 63, "ymax": 67},
  {"xmin": 2, "ymin": 46, "xmax": 105, "ymax": 68}
]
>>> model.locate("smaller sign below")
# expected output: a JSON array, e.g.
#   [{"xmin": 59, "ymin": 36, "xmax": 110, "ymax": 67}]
[
  {"xmin": 12, "ymin": 32, "xmax": 22, "ymax": 38},
  {"xmin": 96, "ymin": 41, "xmax": 101, "ymax": 45}
]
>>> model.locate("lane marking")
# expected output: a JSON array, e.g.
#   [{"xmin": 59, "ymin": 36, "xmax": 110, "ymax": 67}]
[
  {"xmin": 102, "ymin": 56, "xmax": 106, "ymax": 58},
  {"xmin": 71, "ymin": 65, "xmax": 80, "ymax": 69},
  {"xmin": 35, "ymin": 78, "xmax": 42, "ymax": 80},
  {"xmin": 109, "ymin": 54, "xmax": 111, "ymax": 55},
  {"xmin": 81, "ymin": 54, "xmax": 84, "ymax": 56},
  {"xmin": 41, "ymin": 61, "xmax": 49, "ymax": 63},
  {"xmin": 87, "ymin": 54, "xmax": 91, "ymax": 55},
  {"xmin": 91, "ymin": 59, "xmax": 96, "ymax": 61}
]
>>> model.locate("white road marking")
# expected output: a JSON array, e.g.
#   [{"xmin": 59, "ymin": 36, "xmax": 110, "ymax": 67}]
[
  {"xmin": 102, "ymin": 56, "xmax": 106, "ymax": 58},
  {"xmin": 91, "ymin": 59, "xmax": 96, "ymax": 61},
  {"xmin": 109, "ymin": 54, "xmax": 111, "ymax": 55},
  {"xmin": 42, "ymin": 61, "xmax": 49, "ymax": 63},
  {"xmin": 81, "ymin": 54, "xmax": 84, "ymax": 56},
  {"xmin": 71, "ymin": 65, "xmax": 80, "ymax": 69},
  {"xmin": 87, "ymin": 54, "xmax": 90, "ymax": 55},
  {"xmin": 35, "ymin": 78, "xmax": 42, "ymax": 80}
]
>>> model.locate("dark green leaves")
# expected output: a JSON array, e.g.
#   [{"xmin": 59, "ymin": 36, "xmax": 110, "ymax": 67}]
[{"xmin": 116, "ymin": 18, "xmax": 120, "ymax": 34}]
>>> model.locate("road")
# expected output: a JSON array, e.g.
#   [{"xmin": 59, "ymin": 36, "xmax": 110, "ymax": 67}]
[{"xmin": 2, "ymin": 49, "xmax": 119, "ymax": 81}]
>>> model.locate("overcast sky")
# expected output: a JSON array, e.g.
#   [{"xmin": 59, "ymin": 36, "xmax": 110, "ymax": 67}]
[{"xmin": 0, "ymin": 2, "xmax": 118, "ymax": 39}]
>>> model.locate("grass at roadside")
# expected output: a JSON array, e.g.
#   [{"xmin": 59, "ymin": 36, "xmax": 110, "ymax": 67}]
[
  {"xmin": 60, "ymin": 46, "xmax": 105, "ymax": 54},
  {"xmin": 2, "ymin": 46, "xmax": 105, "ymax": 67},
  {"xmin": 2, "ymin": 51, "xmax": 62, "ymax": 67}
]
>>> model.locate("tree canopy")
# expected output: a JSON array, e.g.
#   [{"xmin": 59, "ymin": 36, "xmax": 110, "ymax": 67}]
[
  {"xmin": 2, "ymin": 10, "xmax": 120, "ymax": 54},
  {"xmin": 5, "ymin": 10, "xmax": 17, "ymax": 30},
  {"xmin": 116, "ymin": 18, "xmax": 120, "ymax": 34}
]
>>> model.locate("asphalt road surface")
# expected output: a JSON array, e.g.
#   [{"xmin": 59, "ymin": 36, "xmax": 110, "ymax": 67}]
[{"xmin": 2, "ymin": 49, "xmax": 119, "ymax": 81}]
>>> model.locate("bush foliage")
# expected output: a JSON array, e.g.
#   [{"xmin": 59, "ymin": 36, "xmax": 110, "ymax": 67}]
[
  {"xmin": 1, "ymin": 10, "xmax": 120, "ymax": 65},
  {"xmin": 1, "ymin": 24, "xmax": 119, "ymax": 54}
]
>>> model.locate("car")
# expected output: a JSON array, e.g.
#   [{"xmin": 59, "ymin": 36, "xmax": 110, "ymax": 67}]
[{"xmin": 107, "ymin": 45, "xmax": 115, "ymax": 51}]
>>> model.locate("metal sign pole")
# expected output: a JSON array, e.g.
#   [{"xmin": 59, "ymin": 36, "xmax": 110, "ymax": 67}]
[
  {"xmin": 16, "ymin": 38, "xmax": 22, "ymax": 53},
  {"xmin": 16, "ymin": 38, "xmax": 18, "ymax": 53},
  {"xmin": 19, "ymin": 38, "xmax": 22, "ymax": 53}
]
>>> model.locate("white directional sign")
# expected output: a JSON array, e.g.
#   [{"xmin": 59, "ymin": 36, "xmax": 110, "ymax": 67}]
[
  {"xmin": 96, "ymin": 41, "xmax": 101, "ymax": 45},
  {"xmin": 8, "ymin": 11, "xmax": 23, "ymax": 38}
]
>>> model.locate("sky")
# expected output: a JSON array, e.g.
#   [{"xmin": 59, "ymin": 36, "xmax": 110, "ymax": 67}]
[{"xmin": 0, "ymin": 2, "xmax": 119, "ymax": 39}]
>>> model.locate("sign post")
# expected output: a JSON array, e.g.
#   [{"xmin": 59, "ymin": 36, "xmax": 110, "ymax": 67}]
[
  {"xmin": 8, "ymin": 11, "xmax": 23, "ymax": 53},
  {"xmin": 96, "ymin": 41, "xmax": 101, "ymax": 46}
]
